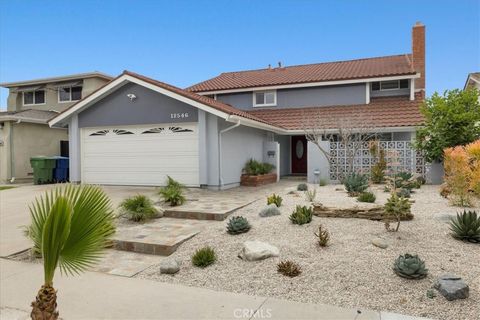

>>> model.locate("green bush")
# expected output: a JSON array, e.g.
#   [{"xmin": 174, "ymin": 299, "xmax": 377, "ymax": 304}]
[
  {"xmin": 319, "ymin": 179, "xmax": 328, "ymax": 186},
  {"xmin": 192, "ymin": 246, "xmax": 216, "ymax": 268},
  {"xmin": 449, "ymin": 210, "xmax": 480, "ymax": 243},
  {"xmin": 159, "ymin": 185, "xmax": 186, "ymax": 206},
  {"xmin": 166, "ymin": 175, "xmax": 184, "ymax": 189},
  {"xmin": 119, "ymin": 194, "xmax": 158, "ymax": 222},
  {"xmin": 357, "ymin": 192, "xmax": 376, "ymax": 203},
  {"xmin": 267, "ymin": 194, "xmax": 283, "ymax": 207},
  {"xmin": 289, "ymin": 205, "xmax": 313, "ymax": 225},
  {"xmin": 243, "ymin": 159, "xmax": 274, "ymax": 175},
  {"xmin": 342, "ymin": 173, "xmax": 369, "ymax": 196},
  {"xmin": 226, "ymin": 216, "xmax": 251, "ymax": 235},
  {"xmin": 297, "ymin": 183, "xmax": 308, "ymax": 191}
]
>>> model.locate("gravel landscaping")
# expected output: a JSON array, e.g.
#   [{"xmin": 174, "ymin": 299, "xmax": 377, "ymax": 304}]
[{"xmin": 137, "ymin": 184, "xmax": 480, "ymax": 320}]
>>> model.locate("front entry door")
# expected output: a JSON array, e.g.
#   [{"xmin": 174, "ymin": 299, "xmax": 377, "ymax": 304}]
[{"xmin": 291, "ymin": 136, "xmax": 307, "ymax": 174}]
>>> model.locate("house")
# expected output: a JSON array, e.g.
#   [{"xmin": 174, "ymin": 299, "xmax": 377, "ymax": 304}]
[
  {"xmin": 464, "ymin": 72, "xmax": 480, "ymax": 102},
  {"xmin": 48, "ymin": 22, "xmax": 426, "ymax": 188},
  {"xmin": 0, "ymin": 72, "xmax": 112, "ymax": 183}
]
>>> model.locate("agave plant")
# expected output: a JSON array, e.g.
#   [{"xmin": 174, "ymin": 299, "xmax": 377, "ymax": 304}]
[
  {"xmin": 393, "ymin": 254, "xmax": 428, "ymax": 280},
  {"xmin": 26, "ymin": 185, "xmax": 115, "ymax": 319},
  {"xmin": 289, "ymin": 205, "xmax": 313, "ymax": 225},
  {"xmin": 267, "ymin": 193, "xmax": 283, "ymax": 207},
  {"xmin": 226, "ymin": 216, "xmax": 251, "ymax": 235},
  {"xmin": 449, "ymin": 210, "xmax": 480, "ymax": 243}
]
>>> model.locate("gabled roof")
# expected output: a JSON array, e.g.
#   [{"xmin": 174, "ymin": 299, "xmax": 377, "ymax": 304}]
[
  {"xmin": 0, "ymin": 109, "xmax": 59, "ymax": 124},
  {"xmin": 247, "ymin": 93, "xmax": 424, "ymax": 131},
  {"xmin": 464, "ymin": 72, "xmax": 480, "ymax": 90},
  {"xmin": 187, "ymin": 54, "xmax": 417, "ymax": 93},
  {"xmin": 48, "ymin": 71, "xmax": 280, "ymax": 131},
  {"xmin": 0, "ymin": 72, "xmax": 113, "ymax": 88}
]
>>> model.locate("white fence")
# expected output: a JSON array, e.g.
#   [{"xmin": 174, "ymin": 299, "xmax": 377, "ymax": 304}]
[{"xmin": 329, "ymin": 141, "xmax": 427, "ymax": 181}]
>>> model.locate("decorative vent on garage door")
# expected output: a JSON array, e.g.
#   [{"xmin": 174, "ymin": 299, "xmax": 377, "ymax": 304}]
[
  {"xmin": 168, "ymin": 126, "xmax": 193, "ymax": 133},
  {"xmin": 141, "ymin": 126, "xmax": 194, "ymax": 134},
  {"xmin": 89, "ymin": 130, "xmax": 109, "ymax": 136},
  {"xmin": 113, "ymin": 129, "xmax": 134, "ymax": 135},
  {"xmin": 142, "ymin": 127, "xmax": 165, "ymax": 134}
]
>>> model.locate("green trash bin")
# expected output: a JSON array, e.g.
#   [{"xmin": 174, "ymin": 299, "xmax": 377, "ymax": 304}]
[{"xmin": 30, "ymin": 156, "xmax": 56, "ymax": 185}]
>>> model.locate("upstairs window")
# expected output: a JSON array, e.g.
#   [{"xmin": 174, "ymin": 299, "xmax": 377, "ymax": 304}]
[
  {"xmin": 59, "ymin": 86, "xmax": 82, "ymax": 102},
  {"xmin": 372, "ymin": 80, "xmax": 409, "ymax": 91},
  {"xmin": 23, "ymin": 90, "xmax": 45, "ymax": 105},
  {"xmin": 253, "ymin": 90, "xmax": 276, "ymax": 107}
]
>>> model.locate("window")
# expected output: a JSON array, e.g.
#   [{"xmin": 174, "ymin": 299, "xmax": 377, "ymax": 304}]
[
  {"xmin": 59, "ymin": 86, "xmax": 82, "ymax": 102},
  {"xmin": 23, "ymin": 90, "xmax": 45, "ymax": 105},
  {"xmin": 253, "ymin": 90, "xmax": 276, "ymax": 107},
  {"xmin": 371, "ymin": 80, "xmax": 409, "ymax": 91}
]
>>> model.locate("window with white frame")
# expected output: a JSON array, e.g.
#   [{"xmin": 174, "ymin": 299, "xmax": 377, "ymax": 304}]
[
  {"xmin": 372, "ymin": 80, "xmax": 409, "ymax": 91},
  {"xmin": 253, "ymin": 90, "xmax": 276, "ymax": 107},
  {"xmin": 58, "ymin": 86, "xmax": 82, "ymax": 102},
  {"xmin": 23, "ymin": 90, "xmax": 46, "ymax": 105}
]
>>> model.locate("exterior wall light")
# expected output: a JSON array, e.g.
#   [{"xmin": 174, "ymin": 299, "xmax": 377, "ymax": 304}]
[{"xmin": 127, "ymin": 93, "xmax": 137, "ymax": 101}]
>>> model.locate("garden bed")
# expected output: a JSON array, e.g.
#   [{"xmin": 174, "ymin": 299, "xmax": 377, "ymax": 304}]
[
  {"xmin": 240, "ymin": 173, "xmax": 277, "ymax": 187},
  {"xmin": 137, "ymin": 184, "xmax": 480, "ymax": 320}
]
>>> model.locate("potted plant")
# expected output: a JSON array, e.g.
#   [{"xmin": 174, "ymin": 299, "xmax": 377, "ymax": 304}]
[{"xmin": 240, "ymin": 158, "xmax": 277, "ymax": 186}]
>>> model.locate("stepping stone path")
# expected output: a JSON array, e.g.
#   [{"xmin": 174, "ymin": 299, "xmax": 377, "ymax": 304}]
[
  {"xmin": 238, "ymin": 240, "xmax": 279, "ymax": 261},
  {"xmin": 160, "ymin": 259, "xmax": 181, "ymax": 274},
  {"xmin": 434, "ymin": 274, "xmax": 469, "ymax": 301},
  {"xmin": 371, "ymin": 238, "xmax": 389, "ymax": 249}
]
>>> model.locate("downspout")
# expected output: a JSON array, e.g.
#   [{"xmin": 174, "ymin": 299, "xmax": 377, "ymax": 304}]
[{"xmin": 218, "ymin": 118, "xmax": 241, "ymax": 188}]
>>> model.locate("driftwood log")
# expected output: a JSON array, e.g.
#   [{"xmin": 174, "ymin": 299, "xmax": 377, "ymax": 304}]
[{"xmin": 312, "ymin": 203, "xmax": 414, "ymax": 221}]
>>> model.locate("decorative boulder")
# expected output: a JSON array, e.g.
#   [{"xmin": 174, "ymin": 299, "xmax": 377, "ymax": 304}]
[
  {"xmin": 160, "ymin": 259, "xmax": 180, "ymax": 274},
  {"xmin": 259, "ymin": 204, "xmax": 281, "ymax": 217},
  {"xmin": 434, "ymin": 274, "xmax": 469, "ymax": 301},
  {"xmin": 371, "ymin": 238, "xmax": 388, "ymax": 249},
  {"xmin": 238, "ymin": 240, "xmax": 279, "ymax": 261}
]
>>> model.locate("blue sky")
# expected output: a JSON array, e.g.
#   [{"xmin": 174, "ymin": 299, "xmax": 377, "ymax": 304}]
[{"xmin": 0, "ymin": 0, "xmax": 479, "ymax": 108}]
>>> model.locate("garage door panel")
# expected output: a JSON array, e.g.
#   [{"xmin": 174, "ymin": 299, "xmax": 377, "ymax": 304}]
[{"xmin": 81, "ymin": 123, "xmax": 199, "ymax": 186}]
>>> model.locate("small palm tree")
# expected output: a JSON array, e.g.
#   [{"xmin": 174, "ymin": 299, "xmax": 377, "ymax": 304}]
[{"xmin": 26, "ymin": 185, "xmax": 115, "ymax": 319}]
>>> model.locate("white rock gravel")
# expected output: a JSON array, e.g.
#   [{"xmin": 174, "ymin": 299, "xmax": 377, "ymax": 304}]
[{"xmin": 137, "ymin": 184, "xmax": 480, "ymax": 320}]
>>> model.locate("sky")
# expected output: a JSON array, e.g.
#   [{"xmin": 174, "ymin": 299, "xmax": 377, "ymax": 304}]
[{"xmin": 0, "ymin": 0, "xmax": 479, "ymax": 109}]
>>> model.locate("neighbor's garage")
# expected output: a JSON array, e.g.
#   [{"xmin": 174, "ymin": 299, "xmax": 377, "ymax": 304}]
[{"xmin": 81, "ymin": 123, "xmax": 199, "ymax": 186}]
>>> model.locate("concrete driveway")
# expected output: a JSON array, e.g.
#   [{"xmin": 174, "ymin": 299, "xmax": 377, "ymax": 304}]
[{"xmin": 0, "ymin": 184, "xmax": 158, "ymax": 257}]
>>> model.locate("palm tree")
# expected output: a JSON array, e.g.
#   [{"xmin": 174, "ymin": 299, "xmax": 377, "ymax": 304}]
[{"xmin": 26, "ymin": 185, "xmax": 115, "ymax": 320}]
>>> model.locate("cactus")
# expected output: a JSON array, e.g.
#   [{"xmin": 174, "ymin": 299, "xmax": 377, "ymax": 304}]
[
  {"xmin": 226, "ymin": 216, "xmax": 251, "ymax": 235},
  {"xmin": 449, "ymin": 210, "xmax": 480, "ymax": 243},
  {"xmin": 267, "ymin": 194, "xmax": 283, "ymax": 207},
  {"xmin": 393, "ymin": 254, "xmax": 428, "ymax": 280},
  {"xmin": 289, "ymin": 205, "xmax": 313, "ymax": 225}
]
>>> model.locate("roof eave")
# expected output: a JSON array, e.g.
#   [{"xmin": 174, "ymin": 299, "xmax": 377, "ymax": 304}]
[{"xmin": 0, "ymin": 72, "xmax": 113, "ymax": 88}]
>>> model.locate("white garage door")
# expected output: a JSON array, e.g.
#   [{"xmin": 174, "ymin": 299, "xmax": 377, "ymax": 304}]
[{"xmin": 81, "ymin": 123, "xmax": 199, "ymax": 186}]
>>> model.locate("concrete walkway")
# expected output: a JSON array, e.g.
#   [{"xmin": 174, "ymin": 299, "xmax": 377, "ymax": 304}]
[{"xmin": 0, "ymin": 259, "xmax": 429, "ymax": 320}]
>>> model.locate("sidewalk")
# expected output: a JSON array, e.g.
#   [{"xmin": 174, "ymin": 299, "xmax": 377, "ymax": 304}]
[{"xmin": 0, "ymin": 259, "xmax": 429, "ymax": 320}]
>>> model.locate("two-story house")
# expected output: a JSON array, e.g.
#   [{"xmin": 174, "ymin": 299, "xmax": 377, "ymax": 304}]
[
  {"xmin": 48, "ymin": 22, "xmax": 426, "ymax": 188},
  {"xmin": 0, "ymin": 72, "xmax": 112, "ymax": 183}
]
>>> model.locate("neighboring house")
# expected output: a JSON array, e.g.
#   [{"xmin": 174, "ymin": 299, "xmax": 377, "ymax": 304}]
[
  {"xmin": 0, "ymin": 72, "xmax": 112, "ymax": 183},
  {"xmin": 464, "ymin": 72, "xmax": 480, "ymax": 102},
  {"xmin": 48, "ymin": 22, "xmax": 426, "ymax": 188}
]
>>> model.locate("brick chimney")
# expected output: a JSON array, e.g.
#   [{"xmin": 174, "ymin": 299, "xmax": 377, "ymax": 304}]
[{"xmin": 412, "ymin": 21, "xmax": 425, "ymax": 91}]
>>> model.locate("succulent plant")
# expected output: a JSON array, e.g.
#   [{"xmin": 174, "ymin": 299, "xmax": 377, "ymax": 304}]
[
  {"xmin": 277, "ymin": 260, "xmax": 302, "ymax": 277},
  {"xmin": 384, "ymin": 193, "xmax": 412, "ymax": 232},
  {"xmin": 396, "ymin": 188, "xmax": 411, "ymax": 198},
  {"xmin": 226, "ymin": 216, "xmax": 251, "ymax": 235},
  {"xmin": 314, "ymin": 224, "xmax": 330, "ymax": 247},
  {"xmin": 297, "ymin": 183, "xmax": 308, "ymax": 191},
  {"xmin": 192, "ymin": 246, "xmax": 216, "ymax": 268},
  {"xmin": 449, "ymin": 210, "xmax": 480, "ymax": 243},
  {"xmin": 259, "ymin": 204, "xmax": 281, "ymax": 217},
  {"xmin": 267, "ymin": 193, "xmax": 283, "ymax": 207},
  {"xmin": 393, "ymin": 254, "xmax": 428, "ymax": 280},
  {"xmin": 289, "ymin": 205, "xmax": 313, "ymax": 225},
  {"xmin": 305, "ymin": 188, "xmax": 317, "ymax": 202},
  {"xmin": 342, "ymin": 173, "xmax": 369, "ymax": 196},
  {"xmin": 357, "ymin": 191, "xmax": 376, "ymax": 203}
]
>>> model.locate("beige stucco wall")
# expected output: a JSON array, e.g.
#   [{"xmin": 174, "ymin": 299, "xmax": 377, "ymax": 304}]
[
  {"xmin": 6, "ymin": 76, "xmax": 110, "ymax": 112},
  {"xmin": 0, "ymin": 122, "xmax": 68, "ymax": 183}
]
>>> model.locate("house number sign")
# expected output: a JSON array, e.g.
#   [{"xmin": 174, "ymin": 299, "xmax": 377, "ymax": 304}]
[{"xmin": 170, "ymin": 112, "xmax": 189, "ymax": 119}]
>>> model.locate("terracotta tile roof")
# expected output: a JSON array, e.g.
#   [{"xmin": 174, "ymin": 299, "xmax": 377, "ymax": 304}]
[
  {"xmin": 246, "ymin": 93, "xmax": 425, "ymax": 130},
  {"xmin": 187, "ymin": 54, "xmax": 416, "ymax": 92}
]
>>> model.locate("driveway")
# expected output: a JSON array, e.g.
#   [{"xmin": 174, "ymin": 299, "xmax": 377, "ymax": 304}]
[{"xmin": 0, "ymin": 184, "xmax": 157, "ymax": 257}]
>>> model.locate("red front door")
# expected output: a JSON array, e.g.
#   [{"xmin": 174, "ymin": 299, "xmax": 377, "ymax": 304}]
[{"xmin": 291, "ymin": 136, "xmax": 307, "ymax": 174}]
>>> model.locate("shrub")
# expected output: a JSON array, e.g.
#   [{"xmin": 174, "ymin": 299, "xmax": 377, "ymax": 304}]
[
  {"xmin": 314, "ymin": 224, "xmax": 330, "ymax": 247},
  {"xmin": 342, "ymin": 173, "xmax": 369, "ymax": 196},
  {"xmin": 319, "ymin": 179, "xmax": 328, "ymax": 186},
  {"xmin": 370, "ymin": 141, "xmax": 386, "ymax": 184},
  {"xmin": 259, "ymin": 204, "xmax": 281, "ymax": 217},
  {"xmin": 393, "ymin": 254, "xmax": 428, "ymax": 280},
  {"xmin": 357, "ymin": 192, "xmax": 376, "ymax": 203},
  {"xmin": 444, "ymin": 146, "xmax": 472, "ymax": 206},
  {"xmin": 289, "ymin": 205, "xmax": 313, "ymax": 225},
  {"xmin": 243, "ymin": 159, "xmax": 274, "ymax": 175},
  {"xmin": 267, "ymin": 194, "xmax": 283, "ymax": 207},
  {"xmin": 277, "ymin": 260, "xmax": 302, "ymax": 277},
  {"xmin": 226, "ymin": 216, "xmax": 251, "ymax": 235},
  {"xmin": 466, "ymin": 140, "xmax": 480, "ymax": 196},
  {"xmin": 119, "ymin": 194, "xmax": 158, "ymax": 222},
  {"xmin": 166, "ymin": 175, "xmax": 184, "ymax": 189},
  {"xmin": 449, "ymin": 210, "xmax": 480, "ymax": 243},
  {"xmin": 305, "ymin": 188, "xmax": 317, "ymax": 202},
  {"xmin": 384, "ymin": 193, "xmax": 411, "ymax": 232},
  {"xmin": 297, "ymin": 183, "xmax": 308, "ymax": 191},
  {"xmin": 192, "ymin": 246, "xmax": 216, "ymax": 268},
  {"xmin": 159, "ymin": 185, "xmax": 186, "ymax": 206}
]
